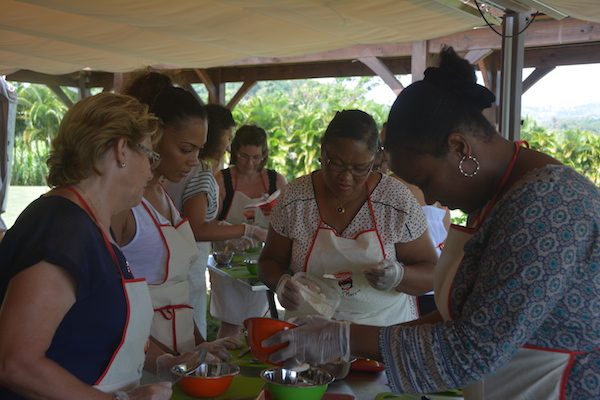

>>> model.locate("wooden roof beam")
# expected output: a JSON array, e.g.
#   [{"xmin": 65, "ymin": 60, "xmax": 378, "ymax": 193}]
[{"xmin": 358, "ymin": 57, "xmax": 404, "ymax": 95}]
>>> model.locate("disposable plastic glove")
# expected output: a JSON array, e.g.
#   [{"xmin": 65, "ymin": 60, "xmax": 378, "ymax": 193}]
[
  {"xmin": 242, "ymin": 223, "xmax": 268, "ymax": 242},
  {"xmin": 275, "ymin": 274, "xmax": 303, "ymax": 311},
  {"xmin": 261, "ymin": 315, "xmax": 351, "ymax": 369},
  {"xmin": 195, "ymin": 337, "xmax": 244, "ymax": 361},
  {"xmin": 115, "ymin": 382, "xmax": 172, "ymax": 400},
  {"xmin": 212, "ymin": 221, "xmax": 254, "ymax": 252},
  {"xmin": 362, "ymin": 259, "xmax": 405, "ymax": 291},
  {"xmin": 156, "ymin": 348, "xmax": 212, "ymax": 382}
]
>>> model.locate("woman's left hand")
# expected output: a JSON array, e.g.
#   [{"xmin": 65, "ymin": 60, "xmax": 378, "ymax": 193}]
[{"xmin": 362, "ymin": 259, "xmax": 405, "ymax": 291}]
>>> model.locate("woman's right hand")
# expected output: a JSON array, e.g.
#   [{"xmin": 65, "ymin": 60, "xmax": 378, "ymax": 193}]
[
  {"xmin": 243, "ymin": 223, "xmax": 268, "ymax": 242},
  {"xmin": 121, "ymin": 382, "xmax": 172, "ymax": 400},
  {"xmin": 275, "ymin": 274, "xmax": 302, "ymax": 310}
]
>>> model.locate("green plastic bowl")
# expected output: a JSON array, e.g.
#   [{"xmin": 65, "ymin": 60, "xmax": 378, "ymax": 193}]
[
  {"xmin": 245, "ymin": 241, "xmax": 264, "ymax": 253},
  {"xmin": 260, "ymin": 367, "xmax": 333, "ymax": 400},
  {"xmin": 244, "ymin": 259, "xmax": 259, "ymax": 275}
]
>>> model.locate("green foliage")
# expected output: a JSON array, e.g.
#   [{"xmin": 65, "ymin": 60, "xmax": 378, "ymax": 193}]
[
  {"xmin": 231, "ymin": 78, "xmax": 391, "ymax": 181},
  {"xmin": 521, "ymin": 116, "xmax": 600, "ymax": 185},
  {"xmin": 11, "ymin": 83, "xmax": 76, "ymax": 185}
]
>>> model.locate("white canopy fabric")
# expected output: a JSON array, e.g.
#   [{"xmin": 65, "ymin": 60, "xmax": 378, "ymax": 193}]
[{"xmin": 2, "ymin": 0, "xmax": 599, "ymax": 76}]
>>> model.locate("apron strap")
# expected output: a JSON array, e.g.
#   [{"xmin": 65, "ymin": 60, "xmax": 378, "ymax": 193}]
[
  {"xmin": 472, "ymin": 141, "xmax": 528, "ymax": 228},
  {"xmin": 141, "ymin": 200, "xmax": 172, "ymax": 285},
  {"xmin": 64, "ymin": 186, "xmax": 123, "ymax": 275},
  {"xmin": 154, "ymin": 304, "xmax": 193, "ymax": 355}
]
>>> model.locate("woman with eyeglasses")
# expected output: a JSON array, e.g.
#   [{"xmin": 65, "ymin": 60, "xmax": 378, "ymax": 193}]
[
  {"xmin": 0, "ymin": 93, "xmax": 174, "ymax": 399},
  {"xmin": 258, "ymin": 110, "xmax": 438, "ymax": 326},
  {"xmin": 112, "ymin": 72, "xmax": 242, "ymax": 374},
  {"xmin": 212, "ymin": 124, "xmax": 287, "ymax": 338},
  {"xmin": 262, "ymin": 47, "xmax": 600, "ymax": 400}
]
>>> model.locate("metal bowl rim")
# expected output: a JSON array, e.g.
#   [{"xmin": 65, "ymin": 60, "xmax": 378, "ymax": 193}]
[
  {"xmin": 259, "ymin": 367, "xmax": 334, "ymax": 387},
  {"xmin": 171, "ymin": 362, "xmax": 241, "ymax": 379}
]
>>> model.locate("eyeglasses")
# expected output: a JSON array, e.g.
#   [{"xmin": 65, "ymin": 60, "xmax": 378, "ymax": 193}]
[
  {"xmin": 237, "ymin": 153, "xmax": 264, "ymax": 163},
  {"xmin": 325, "ymin": 157, "xmax": 374, "ymax": 177},
  {"xmin": 134, "ymin": 142, "xmax": 161, "ymax": 170},
  {"xmin": 372, "ymin": 146, "xmax": 386, "ymax": 172}
]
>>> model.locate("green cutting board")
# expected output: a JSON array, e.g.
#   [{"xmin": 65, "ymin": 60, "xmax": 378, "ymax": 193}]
[{"xmin": 374, "ymin": 389, "xmax": 463, "ymax": 400}]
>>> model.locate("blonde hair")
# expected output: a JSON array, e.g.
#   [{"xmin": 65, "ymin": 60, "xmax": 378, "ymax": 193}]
[{"xmin": 47, "ymin": 92, "xmax": 160, "ymax": 187}]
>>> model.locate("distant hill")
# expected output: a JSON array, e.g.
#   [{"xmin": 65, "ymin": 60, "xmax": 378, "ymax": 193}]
[{"xmin": 522, "ymin": 102, "xmax": 600, "ymax": 134}]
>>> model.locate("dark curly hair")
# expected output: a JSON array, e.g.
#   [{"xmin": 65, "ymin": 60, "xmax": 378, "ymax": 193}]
[{"xmin": 385, "ymin": 46, "xmax": 497, "ymax": 157}]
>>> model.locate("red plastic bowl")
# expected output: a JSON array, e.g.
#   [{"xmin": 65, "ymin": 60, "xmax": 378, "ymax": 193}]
[
  {"xmin": 244, "ymin": 317, "xmax": 296, "ymax": 366},
  {"xmin": 174, "ymin": 362, "xmax": 239, "ymax": 398}
]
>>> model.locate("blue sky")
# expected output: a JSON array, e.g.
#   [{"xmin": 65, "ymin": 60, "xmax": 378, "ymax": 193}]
[{"xmin": 367, "ymin": 63, "xmax": 600, "ymax": 109}]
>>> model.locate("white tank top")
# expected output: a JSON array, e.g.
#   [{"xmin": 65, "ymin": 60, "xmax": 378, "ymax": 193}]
[{"xmin": 122, "ymin": 198, "xmax": 184, "ymax": 283}]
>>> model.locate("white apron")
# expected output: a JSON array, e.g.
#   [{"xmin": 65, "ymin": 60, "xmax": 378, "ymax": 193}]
[
  {"xmin": 434, "ymin": 142, "xmax": 574, "ymax": 399},
  {"xmin": 222, "ymin": 174, "xmax": 271, "ymax": 229},
  {"xmin": 210, "ymin": 174, "xmax": 270, "ymax": 325},
  {"xmin": 301, "ymin": 195, "xmax": 417, "ymax": 326},
  {"xmin": 67, "ymin": 187, "xmax": 153, "ymax": 393},
  {"xmin": 94, "ymin": 277, "xmax": 154, "ymax": 392},
  {"xmin": 190, "ymin": 241, "xmax": 209, "ymax": 338},
  {"xmin": 141, "ymin": 200, "xmax": 199, "ymax": 354}
]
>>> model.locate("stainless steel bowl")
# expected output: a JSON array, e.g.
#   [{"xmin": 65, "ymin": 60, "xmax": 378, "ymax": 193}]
[
  {"xmin": 213, "ymin": 251, "xmax": 234, "ymax": 265},
  {"xmin": 260, "ymin": 367, "xmax": 334, "ymax": 387},
  {"xmin": 319, "ymin": 360, "xmax": 353, "ymax": 380},
  {"xmin": 172, "ymin": 361, "xmax": 240, "ymax": 378}
]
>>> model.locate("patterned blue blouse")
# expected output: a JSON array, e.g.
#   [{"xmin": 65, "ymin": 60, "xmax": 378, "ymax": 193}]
[{"xmin": 381, "ymin": 165, "xmax": 600, "ymax": 399}]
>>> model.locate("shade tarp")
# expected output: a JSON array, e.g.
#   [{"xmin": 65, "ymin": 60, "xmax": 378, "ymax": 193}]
[{"xmin": 0, "ymin": 0, "xmax": 503, "ymax": 75}]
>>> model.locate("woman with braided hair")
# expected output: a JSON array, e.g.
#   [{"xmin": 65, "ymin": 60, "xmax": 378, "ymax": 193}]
[{"xmin": 263, "ymin": 46, "xmax": 600, "ymax": 400}]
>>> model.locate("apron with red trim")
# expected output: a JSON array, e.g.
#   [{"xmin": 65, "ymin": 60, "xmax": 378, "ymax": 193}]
[
  {"xmin": 300, "ymin": 191, "xmax": 417, "ymax": 326},
  {"xmin": 140, "ymin": 198, "xmax": 199, "ymax": 354},
  {"xmin": 65, "ymin": 187, "xmax": 153, "ymax": 393},
  {"xmin": 434, "ymin": 143, "xmax": 582, "ymax": 399},
  {"xmin": 223, "ymin": 172, "xmax": 271, "ymax": 229}
]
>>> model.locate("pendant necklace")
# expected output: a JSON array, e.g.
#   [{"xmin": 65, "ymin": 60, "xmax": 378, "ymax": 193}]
[{"xmin": 326, "ymin": 185, "xmax": 364, "ymax": 215}]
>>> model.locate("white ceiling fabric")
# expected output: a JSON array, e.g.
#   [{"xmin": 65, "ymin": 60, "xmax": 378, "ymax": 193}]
[{"xmin": 1, "ymin": 0, "xmax": 599, "ymax": 75}]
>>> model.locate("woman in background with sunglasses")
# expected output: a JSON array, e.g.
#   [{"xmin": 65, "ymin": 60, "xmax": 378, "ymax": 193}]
[{"xmin": 259, "ymin": 110, "xmax": 437, "ymax": 327}]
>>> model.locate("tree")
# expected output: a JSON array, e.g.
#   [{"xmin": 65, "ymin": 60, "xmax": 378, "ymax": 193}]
[
  {"xmin": 11, "ymin": 83, "xmax": 75, "ymax": 185},
  {"xmin": 231, "ymin": 78, "xmax": 391, "ymax": 181}
]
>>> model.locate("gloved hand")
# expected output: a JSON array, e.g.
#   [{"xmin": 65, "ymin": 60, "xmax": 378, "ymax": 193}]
[
  {"xmin": 195, "ymin": 337, "xmax": 244, "ymax": 361},
  {"xmin": 362, "ymin": 259, "xmax": 405, "ymax": 291},
  {"xmin": 156, "ymin": 348, "xmax": 210, "ymax": 382},
  {"xmin": 275, "ymin": 274, "xmax": 303, "ymax": 311},
  {"xmin": 242, "ymin": 223, "xmax": 268, "ymax": 242},
  {"xmin": 262, "ymin": 315, "xmax": 351, "ymax": 369},
  {"xmin": 115, "ymin": 382, "xmax": 172, "ymax": 400}
]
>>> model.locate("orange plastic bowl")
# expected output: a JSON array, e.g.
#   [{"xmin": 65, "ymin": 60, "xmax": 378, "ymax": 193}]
[
  {"xmin": 172, "ymin": 362, "xmax": 239, "ymax": 398},
  {"xmin": 244, "ymin": 317, "xmax": 296, "ymax": 366}
]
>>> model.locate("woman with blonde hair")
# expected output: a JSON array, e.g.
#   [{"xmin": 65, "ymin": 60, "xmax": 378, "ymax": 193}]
[{"xmin": 0, "ymin": 92, "xmax": 173, "ymax": 399}]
